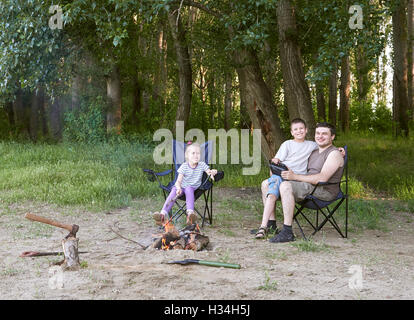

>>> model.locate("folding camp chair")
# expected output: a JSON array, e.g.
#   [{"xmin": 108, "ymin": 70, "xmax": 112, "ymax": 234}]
[
  {"xmin": 143, "ymin": 140, "xmax": 224, "ymax": 227},
  {"xmin": 293, "ymin": 146, "xmax": 349, "ymax": 240}
]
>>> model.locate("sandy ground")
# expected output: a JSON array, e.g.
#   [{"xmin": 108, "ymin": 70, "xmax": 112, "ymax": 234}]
[{"xmin": 0, "ymin": 187, "xmax": 413, "ymax": 300}]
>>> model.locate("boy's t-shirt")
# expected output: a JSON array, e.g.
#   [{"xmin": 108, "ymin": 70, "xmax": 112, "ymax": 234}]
[
  {"xmin": 274, "ymin": 140, "xmax": 318, "ymax": 174},
  {"xmin": 177, "ymin": 161, "xmax": 210, "ymax": 188}
]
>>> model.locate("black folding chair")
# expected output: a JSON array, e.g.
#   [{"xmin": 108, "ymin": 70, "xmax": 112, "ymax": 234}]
[
  {"xmin": 293, "ymin": 146, "xmax": 349, "ymax": 240},
  {"xmin": 143, "ymin": 140, "xmax": 224, "ymax": 227}
]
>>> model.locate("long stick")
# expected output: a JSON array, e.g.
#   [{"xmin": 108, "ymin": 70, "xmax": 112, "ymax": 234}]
[{"xmin": 108, "ymin": 225, "xmax": 148, "ymax": 249}]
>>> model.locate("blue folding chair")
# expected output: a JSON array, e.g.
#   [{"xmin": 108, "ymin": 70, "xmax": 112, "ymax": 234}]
[
  {"xmin": 143, "ymin": 140, "xmax": 224, "ymax": 227},
  {"xmin": 293, "ymin": 146, "xmax": 349, "ymax": 240}
]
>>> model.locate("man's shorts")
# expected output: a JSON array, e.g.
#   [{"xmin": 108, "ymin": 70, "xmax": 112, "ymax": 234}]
[
  {"xmin": 288, "ymin": 181, "xmax": 336, "ymax": 202},
  {"xmin": 267, "ymin": 174, "xmax": 283, "ymax": 198}
]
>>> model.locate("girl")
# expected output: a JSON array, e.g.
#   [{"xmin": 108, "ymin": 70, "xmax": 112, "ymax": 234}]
[{"xmin": 153, "ymin": 142, "xmax": 217, "ymax": 226}]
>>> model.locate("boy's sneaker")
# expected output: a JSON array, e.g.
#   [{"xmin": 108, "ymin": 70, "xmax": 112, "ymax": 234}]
[{"xmin": 269, "ymin": 227, "xmax": 295, "ymax": 243}]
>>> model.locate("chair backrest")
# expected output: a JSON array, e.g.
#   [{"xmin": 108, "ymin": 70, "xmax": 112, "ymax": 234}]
[
  {"xmin": 342, "ymin": 145, "xmax": 348, "ymax": 196},
  {"xmin": 172, "ymin": 140, "xmax": 214, "ymax": 182}
]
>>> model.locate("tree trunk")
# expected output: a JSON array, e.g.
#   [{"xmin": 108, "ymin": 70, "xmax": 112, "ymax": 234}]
[
  {"xmin": 207, "ymin": 74, "xmax": 217, "ymax": 127},
  {"xmin": 233, "ymin": 47, "xmax": 285, "ymax": 159},
  {"xmin": 5, "ymin": 101, "xmax": 15, "ymax": 130},
  {"xmin": 356, "ymin": 46, "xmax": 370, "ymax": 102},
  {"xmin": 13, "ymin": 89, "xmax": 30, "ymax": 138},
  {"xmin": 328, "ymin": 65, "xmax": 338, "ymax": 127},
  {"xmin": 30, "ymin": 90, "xmax": 40, "ymax": 142},
  {"xmin": 132, "ymin": 65, "xmax": 142, "ymax": 127},
  {"xmin": 339, "ymin": 55, "xmax": 351, "ymax": 133},
  {"xmin": 39, "ymin": 92, "xmax": 48, "ymax": 138},
  {"xmin": 408, "ymin": 0, "xmax": 414, "ymax": 120},
  {"xmin": 71, "ymin": 73, "xmax": 82, "ymax": 112},
  {"xmin": 393, "ymin": 0, "xmax": 410, "ymax": 137},
  {"xmin": 315, "ymin": 82, "xmax": 326, "ymax": 122},
  {"xmin": 277, "ymin": 0, "xmax": 316, "ymax": 137},
  {"xmin": 153, "ymin": 26, "xmax": 168, "ymax": 116},
  {"xmin": 106, "ymin": 64, "xmax": 122, "ymax": 134},
  {"xmin": 49, "ymin": 97, "xmax": 62, "ymax": 141},
  {"xmin": 168, "ymin": 8, "xmax": 192, "ymax": 129},
  {"xmin": 224, "ymin": 71, "xmax": 233, "ymax": 130}
]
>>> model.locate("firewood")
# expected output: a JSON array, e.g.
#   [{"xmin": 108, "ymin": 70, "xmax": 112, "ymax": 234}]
[{"xmin": 61, "ymin": 236, "xmax": 80, "ymax": 271}]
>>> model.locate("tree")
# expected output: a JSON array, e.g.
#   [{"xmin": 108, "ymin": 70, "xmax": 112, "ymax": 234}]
[
  {"xmin": 277, "ymin": 0, "xmax": 316, "ymax": 137},
  {"xmin": 392, "ymin": 0, "xmax": 410, "ymax": 137}
]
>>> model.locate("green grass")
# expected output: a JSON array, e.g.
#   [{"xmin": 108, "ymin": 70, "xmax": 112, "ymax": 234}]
[
  {"xmin": 336, "ymin": 133, "xmax": 414, "ymax": 201},
  {"xmin": 291, "ymin": 239, "xmax": 330, "ymax": 252},
  {"xmin": 0, "ymin": 133, "xmax": 412, "ymax": 213},
  {"xmin": 0, "ymin": 141, "xmax": 159, "ymax": 210},
  {"xmin": 257, "ymin": 272, "xmax": 278, "ymax": 291}
]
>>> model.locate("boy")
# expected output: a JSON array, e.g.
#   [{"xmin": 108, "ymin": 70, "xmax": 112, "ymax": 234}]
[{"xmin": 253, "ymin": 118, "xmax": 317, "ymax": 239}]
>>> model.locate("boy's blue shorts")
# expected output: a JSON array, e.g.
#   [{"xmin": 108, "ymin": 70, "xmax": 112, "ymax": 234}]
[{"xmin": 267, "ymin": 174, "xmax": 283, "ymax": 198}]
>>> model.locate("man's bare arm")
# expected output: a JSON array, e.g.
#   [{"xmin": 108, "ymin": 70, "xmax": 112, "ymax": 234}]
[{"xmin": 281, "ymin": 150, "xmax": 344, "ymax": 184}]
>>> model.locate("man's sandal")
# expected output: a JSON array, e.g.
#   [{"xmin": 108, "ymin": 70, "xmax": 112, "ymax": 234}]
[{"xmin": 255, "ymin": 227, "xmax": 268, "ymax": 239}]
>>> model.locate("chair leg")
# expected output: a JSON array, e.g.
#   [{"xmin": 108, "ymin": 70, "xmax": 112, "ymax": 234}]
[{"xmin": 310, "ymin": 199, "xmax": 346, "ymax": 238}]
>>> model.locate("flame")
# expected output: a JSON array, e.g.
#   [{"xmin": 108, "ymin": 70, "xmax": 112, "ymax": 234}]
[
  {"xmin": 161, "ymin": 238, "xmax": 169, "ymax": 250},
  {"xmin": 163, "ymin": 219, "xmax": 176, "ymax": 233}
]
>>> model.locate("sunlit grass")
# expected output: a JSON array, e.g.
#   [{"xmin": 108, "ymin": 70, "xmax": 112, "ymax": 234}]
[{"xmin": 0, "ymin": 133, "xmax": 412, "ymax": 212}]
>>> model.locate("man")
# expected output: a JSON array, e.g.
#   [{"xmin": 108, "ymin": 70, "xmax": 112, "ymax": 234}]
[{"xmin": 269, "ymin": 122, "xmax": 344, "ymax": 243}]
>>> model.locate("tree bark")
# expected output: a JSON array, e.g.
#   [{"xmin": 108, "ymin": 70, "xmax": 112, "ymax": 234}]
[
  {"xmin": 339, "ymin": 55, "xmax": 351, "ymax": 133},
  {"xmin": 168, "ymin": 8, "xmax": 192, "ymax": 129},
  {"xmin": 13, "ymin": 89, "xmax": 30, "ymax": 138},
  {"xmin": 356, "ymin": 45, "xmax": 370, "ymax": 102},
  {"xmin": 224, "ymin": 71, "xmax": 233, "ymax": 130},
  {"xmin": 152, "ymin": 26, "xmax": 168, "ymax": 116},
  {"xmin": 277, "ymin": 0, "xmax": 316, "ymax": 137},
  {"xmin": 5, "ymin": 101, "xmax": 15, "ymax": 129},
  {"xmin": 328, "ymin": 65, "xmax": 338, "ymax": 127},
  {"xmin": 408, "ymin": 0, "xmax": 414, "ymax": 120},
  {"xmin": 315, "ymin": 82, "xmax": 326, "ymax": 122},
  {"xmin": 233, "ymin": 47, "xmax": 285, "ymax": 159},
  {"xmin": 29, "ymin": 90, "xmax": 40, "ymax": 142},
  {"xmin": 71, "ymin": 73, "xmax": 82, "ymax": 112},
  {"xmin": 49, "ymin": 97, "xmax": 63, "ymax": 141},
  {"xmin": 132, "ymin": 65, "xmax": 142, "ymax": 127},
  {"xmin": 106, "ymin": 64, "xmax": 122, "ymax": 134},
  {"xmin": 392, "ymin": 0, "xmax": 410, "ymax": 137}
]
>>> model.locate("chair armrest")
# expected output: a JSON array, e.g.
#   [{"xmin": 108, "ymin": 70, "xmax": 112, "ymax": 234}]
[
  {"xmin": 143, "ymin": 168, "xmax": 172, "ymax": 185},
  {"xmin": 143, "ymin": 169, "xmax": 172, "ymax": 176},
  {"xmin": 309, "ymin": 181, "xmax": 340, "ymax": 195}
]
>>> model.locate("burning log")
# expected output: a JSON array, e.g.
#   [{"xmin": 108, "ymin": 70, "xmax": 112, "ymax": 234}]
[{"xmin": 151, "ymin": 222, "xmax": 209, "ymax": 251}]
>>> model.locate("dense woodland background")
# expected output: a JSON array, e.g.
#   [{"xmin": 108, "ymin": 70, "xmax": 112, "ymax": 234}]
[
  {"xmin": 1, "ymin": 1, "xmax": 413, "ymax": 146},
  {"xmin": 0, "ymin": 0, "xmax": 413, "ymax": 209}
]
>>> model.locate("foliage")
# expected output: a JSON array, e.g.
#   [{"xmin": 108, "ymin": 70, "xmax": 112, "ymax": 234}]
[
  {"xmin": 63, "ymin": 96, "xmax": 107, "ymax": 144},
  {"xmin": 0, "ymin": 0, "xmax": 71, "ymax": 97}
]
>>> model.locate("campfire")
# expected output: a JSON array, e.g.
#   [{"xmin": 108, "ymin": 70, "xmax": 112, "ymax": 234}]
[{"xmin": 151, "ymin": 219, "xmax": 209, "ymax": 251}]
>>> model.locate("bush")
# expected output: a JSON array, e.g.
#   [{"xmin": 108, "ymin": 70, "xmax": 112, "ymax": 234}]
[
  {"xmin": 373, "ymin": 102, "xmax": 393, "ymax": 133},
  {"xmin": 63, "ymin": 96, "xmax": 106, "ymax": 144}
]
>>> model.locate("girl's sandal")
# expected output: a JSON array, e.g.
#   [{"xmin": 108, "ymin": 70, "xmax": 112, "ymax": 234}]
[
  {"xmin": 153, "ymin": 212, "xmax": 166, "ymax": 226},
  {"xmin": 255, "ymin": 227, "xmax": 268, "ymax": 239}
]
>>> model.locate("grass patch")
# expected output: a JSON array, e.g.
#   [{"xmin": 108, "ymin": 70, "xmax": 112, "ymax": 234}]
[
  {"xmin": 257, "ymin": 272, "xmax": 278, "ymax": 291},
  {"xmin": 336, "ymin": 133, "xmax": 414, "ymax": 200},
  {"xmin": 291, "ymin": 239, "xmax": 330, "ymax": 252},
  {"xmin": 0, "ymin": 133, "xmax": 412, "ymax": 214}
]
